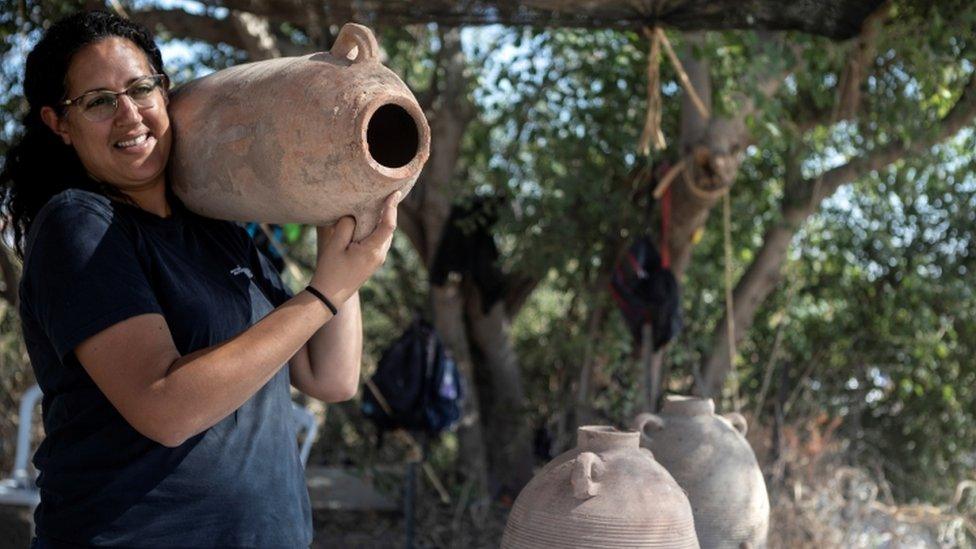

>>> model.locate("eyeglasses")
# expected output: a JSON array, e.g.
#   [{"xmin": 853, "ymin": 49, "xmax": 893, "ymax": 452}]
[{"xmin": 60, "ymin": 74, "xmax": 168, "ymax": 122}]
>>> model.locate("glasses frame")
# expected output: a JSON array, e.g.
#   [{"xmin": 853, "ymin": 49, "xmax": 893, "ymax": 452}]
[{"xmin": 59, "ymin": 74, "xmax": 169, "ymax": 121}]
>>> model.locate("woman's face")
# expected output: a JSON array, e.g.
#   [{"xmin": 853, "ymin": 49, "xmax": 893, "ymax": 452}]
[{"xmin": 43, "ymin": 37, "xmax": 171, "ymax": 192}]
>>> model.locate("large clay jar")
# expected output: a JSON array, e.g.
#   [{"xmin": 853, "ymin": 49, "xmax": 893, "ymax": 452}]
[
  {"xmin": 502, "ymin": 426, "xmax": 699, "ymax": 549},
  {"xmin": 168, "ymin": 23, "xmax": 430, "ymax": 240},
  {"xmin": 633, "ymin": 396, "xmax": 770, "ymax": 549}
]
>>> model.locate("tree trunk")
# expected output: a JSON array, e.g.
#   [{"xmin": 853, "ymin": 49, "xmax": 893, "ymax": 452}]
[
  {"xmin": 401, "ymin": 28, "xmax": 538, "ymax": 499},
  {"xmin": 400, "ymin": 28, "xmax": 498, "ymax": 497},
  {"xmin": 649, "ymin": 33, "xmax": 759, "ymax": 402},
  {"xmin": 430, "ymin": 283, "xmax": 489, "ymax": 494},
  {"xmin": 668, "ymin": 33, "xmax": 788, "ymax": 279},
  {"xmin": 464, "ymin": 287, "xmax": 535, "ymax": 499}
]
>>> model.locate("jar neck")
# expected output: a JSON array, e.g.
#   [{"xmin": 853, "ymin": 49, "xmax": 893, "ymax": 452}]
[
  {"xmin": 577, "ymin": 426, "xmax": 639, "ymax": 452},
  {"xmin": 661, "ymin": 396, "xmax": 715, "ymax": 416}
]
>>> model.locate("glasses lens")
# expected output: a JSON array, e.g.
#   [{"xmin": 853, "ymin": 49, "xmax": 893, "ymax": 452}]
[
  {"xmin": 83, "ymin": 94, "xmax": 118, "ymax": 122},
  {"xmin": 73, "ymin": 76, "xmax": 164, "ymax": 121},
  {"xmin": 128, "ymin": 77, "xmax": 161, "ymax": 106}
]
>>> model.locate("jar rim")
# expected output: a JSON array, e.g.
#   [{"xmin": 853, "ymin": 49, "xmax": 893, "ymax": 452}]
[
  {"xmin": 661, "ymin": 395, "xmax": 715, "ymax": 416},
  {"xmin": 577, "ymin": 426, "xmax": 640, "ymax": 451}
]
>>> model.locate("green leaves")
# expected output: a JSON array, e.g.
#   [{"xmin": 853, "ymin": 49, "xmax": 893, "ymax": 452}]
[{"xmin": 2, "ymin": 0, "xmax": 975, "ymax": 507}]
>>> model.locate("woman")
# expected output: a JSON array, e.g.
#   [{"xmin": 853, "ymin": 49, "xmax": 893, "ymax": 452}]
[{"xmin": 0, "ymin": 10, "xmax": 397, "ymax": 547}]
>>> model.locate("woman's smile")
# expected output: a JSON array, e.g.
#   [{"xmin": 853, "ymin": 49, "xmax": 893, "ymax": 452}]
[{"xmin": 113, "ymin": 131, "xmax": 154, "ymax": 151}]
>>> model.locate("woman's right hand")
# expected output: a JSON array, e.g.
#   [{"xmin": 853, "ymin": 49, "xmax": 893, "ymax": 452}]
[{"xmin": 310, "ymin": 190, "xmax": 399, "ymax": 306}]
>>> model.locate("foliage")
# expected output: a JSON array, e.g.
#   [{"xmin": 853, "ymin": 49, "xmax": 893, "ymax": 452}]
[
  {"xmin": 784, "ymin": 138, "xmax": 976, "ymax": 500},
  {"xmin": 0, "ymin": 0, "xmax": 974, "ymax": 511},
  {"xmin": 467, "ymin": 2, "xmax": 976, "ymax": 502}
]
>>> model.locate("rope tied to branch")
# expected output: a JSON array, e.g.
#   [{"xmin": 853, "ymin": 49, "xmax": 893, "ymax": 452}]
[
  {"xmin": 638, "ymin": 27, "xmax": 711, "ymax": 156},
  {"xmin": 638, "ymin": 27, "xmax": 666, "ymax": 154}
]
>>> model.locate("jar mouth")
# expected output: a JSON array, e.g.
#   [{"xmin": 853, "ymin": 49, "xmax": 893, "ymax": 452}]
[
  {"xmin": 359, "ymin": 95, "xmax": 431, "ymax": 181},
  {"xmin": 577, "ymin": 426, "xmax": 639, "ymax": 452},
  {"xmin": 661, "ymin": 395, "xmax": 715, "ymax": 416}
]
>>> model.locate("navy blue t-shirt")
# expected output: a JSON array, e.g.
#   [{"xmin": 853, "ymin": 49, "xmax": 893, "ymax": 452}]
[{"xmin": 18, "ymin": 189, "xmax": 312, "ymax": 547}]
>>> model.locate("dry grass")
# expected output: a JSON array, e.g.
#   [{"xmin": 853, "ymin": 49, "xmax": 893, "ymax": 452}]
[{"xmin": 746, "ymin": 412, "xmax": 976, "ymax": 548}]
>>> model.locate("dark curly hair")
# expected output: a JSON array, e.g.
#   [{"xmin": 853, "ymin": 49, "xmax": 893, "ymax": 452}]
[{"xmin": 0, "ymin": 10, "xmax": 168, "ymax": 258}]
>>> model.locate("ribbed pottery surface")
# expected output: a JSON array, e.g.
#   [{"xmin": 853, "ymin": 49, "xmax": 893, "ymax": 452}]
[
  {"xmin": 502, "ymin": 504, "xmax": 699, "ymax": 548},
  {"xmin": 501, "ymin": 426, "xmax": 699, "ymax": 549},
  {"xmin": 638, "ymin": 397, "xmax": 770, "ymax": 549}
]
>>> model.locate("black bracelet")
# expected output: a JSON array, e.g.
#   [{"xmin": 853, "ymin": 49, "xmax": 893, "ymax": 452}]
[{"xmin": 305, "ymin": 285, "xmax": 338, "ymax": 316}]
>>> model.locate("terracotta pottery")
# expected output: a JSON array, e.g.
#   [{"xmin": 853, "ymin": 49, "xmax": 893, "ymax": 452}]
[
  {"xmin": 502, "ymin": 426, "xmax": 699, "ymax": 549},
  {"xmin": 633, "ymin": 396, "xmax": 770, "ymax": 549},
  {"xmin": 168, "ymin": 23, "xmax": 430, "ymax": 240}
]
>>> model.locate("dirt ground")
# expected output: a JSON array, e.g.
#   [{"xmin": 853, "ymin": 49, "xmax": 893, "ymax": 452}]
[{"xmin": 311, "ymin": 489, "xmax": 509, "ymax": 548}]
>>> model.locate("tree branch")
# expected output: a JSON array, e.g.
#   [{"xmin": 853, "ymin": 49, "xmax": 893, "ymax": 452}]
[
  {"xmin": 833, "ymin": 1, "xmax": 890, "ymax": 120},
  {"xmin": 229, "ymin": 10, "xmax": 281, "ymax": 60},
  {"xmin": 201, "ymin": 0, "xmax": 309, "ymax": 23},
  {"xmin": 811, "ymin": 73, "xmax": 976, "ymax": 209},
  {"xmin": 669, "ymin": 31, "xmax": 792, "ymax": 277},
  {"xmin": 698, "ymin": 144, "xmax": 803, "ymax": 398},
  {"xmin": 131, "ymin": 8, "xmax": 248, "ymax": 51},
  {"xmin": 197, "ymin": 0, "xmax": 331, "ymax": 52},
  {"xmin": 697, "ymin": 71, "xmax": 976, "ymax": 398}
]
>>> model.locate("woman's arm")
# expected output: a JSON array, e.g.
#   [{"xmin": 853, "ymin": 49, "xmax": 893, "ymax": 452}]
[
  {"xmin": 289, "ymin": 290, "xmax": 363, "ymax": 402},
  {"xmin": 76, "ymin": 193, "xmax": 398, "ymax": 448},
  {"xmin": 77, "ymin": 293, "xmax": 333, "ymax": 448}
]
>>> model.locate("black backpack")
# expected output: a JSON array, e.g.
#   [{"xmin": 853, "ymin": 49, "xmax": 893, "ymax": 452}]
[
  {"xmin": 609, "ymin": 235, "xmax": 683, "ymax": 350},
  {"xmin": 362, "ymin": 319, "xmax": 463, "ymax": 435}
]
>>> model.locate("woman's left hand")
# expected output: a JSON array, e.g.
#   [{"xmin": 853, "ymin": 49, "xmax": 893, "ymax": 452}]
[{"xmin": 310, "ymin": 191, "xmax": 399, "ymax": 306}]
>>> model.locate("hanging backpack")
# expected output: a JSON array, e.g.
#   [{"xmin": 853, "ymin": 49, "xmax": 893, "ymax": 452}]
[
  {"xmin": 609, "ymin": 181, "xmax": 683, "ymax": 351},
  {"xmin": 362, "ymin": 319, "xmax": 463, "ymax": 435},
  {"xmin": 609, "ymin": 236, "xmax": 682, "ymax": 350}
]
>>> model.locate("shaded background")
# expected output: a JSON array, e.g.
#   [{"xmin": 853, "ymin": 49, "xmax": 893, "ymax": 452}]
[{"xmin": 1, "ymin": 0, "xmax": 975, "ymax": 546}]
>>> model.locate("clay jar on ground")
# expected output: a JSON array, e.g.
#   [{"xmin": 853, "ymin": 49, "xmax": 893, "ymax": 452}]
[
  {"xmin": 168, "ymin": 23, "xmax": 430, "ymax": 240},
  {"xmin": 502, "ymin": 425, "xmax": 699, "ymax": 549},
  {"xmin": 633, "ymin": 396, "xmax": 770, "ymax": 549}
]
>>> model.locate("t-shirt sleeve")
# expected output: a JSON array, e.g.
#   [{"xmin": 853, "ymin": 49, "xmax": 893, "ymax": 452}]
[{"xmin": 22, "ymin": 195, "xmax": 162, "ymax": 362}]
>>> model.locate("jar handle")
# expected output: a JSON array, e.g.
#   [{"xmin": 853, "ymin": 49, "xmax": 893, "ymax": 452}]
[
  {"xmin": 330, "ymin": 23, "xmax": 379, "ymax": 64},
  {"xmin": 571, "ymin": 452, "xmax": 606, "ymax": 499},
  {"xmin": 631, "ymin": 413, "xmax": 665, "ymax": 444},
  {"xmin": 724, "ymin": 412, "xmax": 749, "ymax": 436}
]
